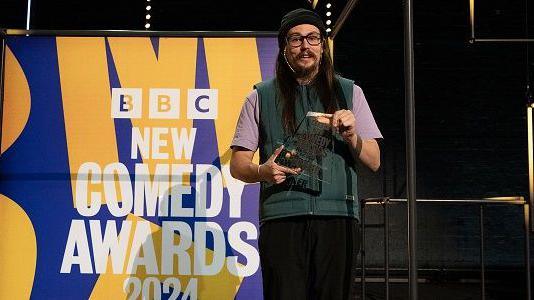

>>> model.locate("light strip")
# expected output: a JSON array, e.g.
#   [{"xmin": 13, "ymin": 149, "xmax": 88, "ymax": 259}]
[
  {"xmin": 469, "ymin": 0, "xmax": 475, "ymax": 40},
  {"xmin": 473, "ymin": 39, "xmax": 534, "ymax": 42},
  {"xmin": 26, "ymin": 0, "xmax": 32, "ymax": 30},
  {"xmin": 145, "ymin": 0, "xmax": 151, "ymax": 30},
  {"xmin": 528, "ymin": 106, "xmax": 533, "ymax": 230}
]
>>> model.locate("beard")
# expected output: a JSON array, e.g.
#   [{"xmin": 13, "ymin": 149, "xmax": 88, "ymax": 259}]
[
  {"xmin": 292, "ymin": 52, "xmax": 321, "ymax": 80},
  {"xmin": 294, "ymin": 63, "xmax": 317, "ymax": 78}
]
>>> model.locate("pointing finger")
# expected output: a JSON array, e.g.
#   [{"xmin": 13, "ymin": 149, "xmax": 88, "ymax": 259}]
[{"xmin": 270, "ymin": 145, "xmax": 284, "ymax": 161}]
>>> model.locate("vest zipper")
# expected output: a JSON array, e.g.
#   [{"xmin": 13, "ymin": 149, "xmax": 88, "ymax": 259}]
[{"xmin": 303, "ymin": 85, "xmax": 315, "ymax": 215}]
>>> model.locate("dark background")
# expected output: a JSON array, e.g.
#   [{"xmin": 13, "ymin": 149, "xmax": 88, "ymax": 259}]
[{"xmin": 1, "ymin": 0, "xmax": 533, "ymax": 293}]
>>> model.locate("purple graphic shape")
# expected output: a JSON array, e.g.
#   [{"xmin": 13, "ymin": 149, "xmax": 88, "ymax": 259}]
[
  {"xmin": 256, "ymin": 37, "xmax": 278, "ymax": 81},
  {"xmin": 150, "ymin": 37, "xmax": 160, "ymax": 59}
]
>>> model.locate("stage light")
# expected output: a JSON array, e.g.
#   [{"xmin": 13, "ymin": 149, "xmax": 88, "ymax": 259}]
[
  {"xmin": 326, "ymin": 28, "xmax": 332, "ymax": 33},
  {"xmin": 326, "ymin": 3, "xmax": 332, "ymax": 8},
  {"xmin": 326, "ymin": 11, "xmax": 332, "ymax": 17},
  {"xmin": 145, "ymin": 0, "xmax": 152, "ymax": 30},
  {"xmin": 326, "ymin": 20, "xmax": 331, "ymax": 25}
]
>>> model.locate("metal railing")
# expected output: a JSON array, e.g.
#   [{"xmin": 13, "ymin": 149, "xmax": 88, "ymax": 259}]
[{"xmin": 360, "ymin": 197, "xmax": 531, "ymax": 300}]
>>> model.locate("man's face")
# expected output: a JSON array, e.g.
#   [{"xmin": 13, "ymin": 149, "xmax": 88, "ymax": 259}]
[{"xmin": 284, "ymin": 24, "xmax": 323, "ymax": 78}]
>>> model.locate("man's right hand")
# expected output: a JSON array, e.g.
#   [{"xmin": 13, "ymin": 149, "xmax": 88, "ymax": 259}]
[{"xmin": 259, "ymin": 145, "xmax": 300, "ymax": 184}]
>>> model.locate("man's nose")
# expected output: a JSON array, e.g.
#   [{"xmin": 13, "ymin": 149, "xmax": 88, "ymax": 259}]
[{"xmin": 300, "ymin": 39, "xmax": 310, "ymax": 49}]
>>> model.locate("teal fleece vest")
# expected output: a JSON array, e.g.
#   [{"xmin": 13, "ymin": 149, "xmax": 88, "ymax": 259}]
[{"xmin": 255, "ymin": 77, "xmax": 359, "ymax": 222}]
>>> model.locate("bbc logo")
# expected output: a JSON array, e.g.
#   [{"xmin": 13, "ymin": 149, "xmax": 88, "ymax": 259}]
[{"xmin": 111, "ymin": 88, "xmax": 218, "ymax": 119}]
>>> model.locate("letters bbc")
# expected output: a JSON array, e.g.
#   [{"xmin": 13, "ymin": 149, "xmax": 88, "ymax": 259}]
[{"xmin": 111, "ymin": 88, "xmax": 218, "ymax": 120}]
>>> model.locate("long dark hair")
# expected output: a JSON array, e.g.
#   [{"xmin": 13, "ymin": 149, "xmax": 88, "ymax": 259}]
[{"xmin": 275, "ymin": 38, "xmax": 338, "ymax": 133}]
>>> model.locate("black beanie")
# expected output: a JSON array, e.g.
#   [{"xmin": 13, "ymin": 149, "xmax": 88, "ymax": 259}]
[{"xmin": 278, "ymin": 8, "xmax": 326, "ymax": 47}]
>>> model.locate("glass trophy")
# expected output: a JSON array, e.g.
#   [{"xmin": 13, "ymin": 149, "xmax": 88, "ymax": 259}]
[{"xmin": 274, "ymin": 111, "xmax": 336, "ymax": 189}]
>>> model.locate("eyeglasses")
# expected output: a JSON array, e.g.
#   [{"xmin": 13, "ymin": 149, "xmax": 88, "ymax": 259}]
[{"xmin": 286, "ymin": 33, "xmax": 323, "ymax": 47}]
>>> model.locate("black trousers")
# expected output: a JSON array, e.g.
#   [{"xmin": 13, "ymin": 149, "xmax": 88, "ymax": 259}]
[{"xmin": 259, "ymin": 216, "xmax": 360, "ymax": 300}]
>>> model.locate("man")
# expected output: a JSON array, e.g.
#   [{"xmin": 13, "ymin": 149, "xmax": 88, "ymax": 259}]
[{"xmin": 230, "ymin": 8, "xmax": 382, "ymax": 300}]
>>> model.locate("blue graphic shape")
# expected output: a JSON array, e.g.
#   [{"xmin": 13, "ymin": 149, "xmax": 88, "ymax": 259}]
[{"xmin": 0, "ymin": 36, "xmax": 120, "ymax": 299}]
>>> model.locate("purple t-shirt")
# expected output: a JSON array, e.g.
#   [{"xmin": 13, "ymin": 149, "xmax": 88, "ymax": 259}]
[{"xmin": 231, "ymin": 84, "xmax": 382, "ymax": 151}]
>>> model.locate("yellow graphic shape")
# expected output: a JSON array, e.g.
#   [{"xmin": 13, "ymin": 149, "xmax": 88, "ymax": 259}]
[
  {"xmin": 1, "ymin": 46, "xmax": 31, "ymax": 154},
  {"xmin": 203, "ymin": 38, "xmax": 262, "ymax": 166},
  {"xmin": 56, "ymin": 37, "xmax": 120, "ymax": 206},
  {"xmin": 90, "ymin": 215, "xmax": 243, "ymax": 299},
  {"xmin": 0, "ymin": 194, "xmax": 37, "ymax": 299},
  {"xmin": 107, "ymin": 37, "xmax": 196, "ymax": 170}
]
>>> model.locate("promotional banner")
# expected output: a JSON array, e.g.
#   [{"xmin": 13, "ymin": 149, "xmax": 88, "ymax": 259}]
[{"xmin": 0, "ymin": 35, "xmax": 278, "ymax": 299}]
